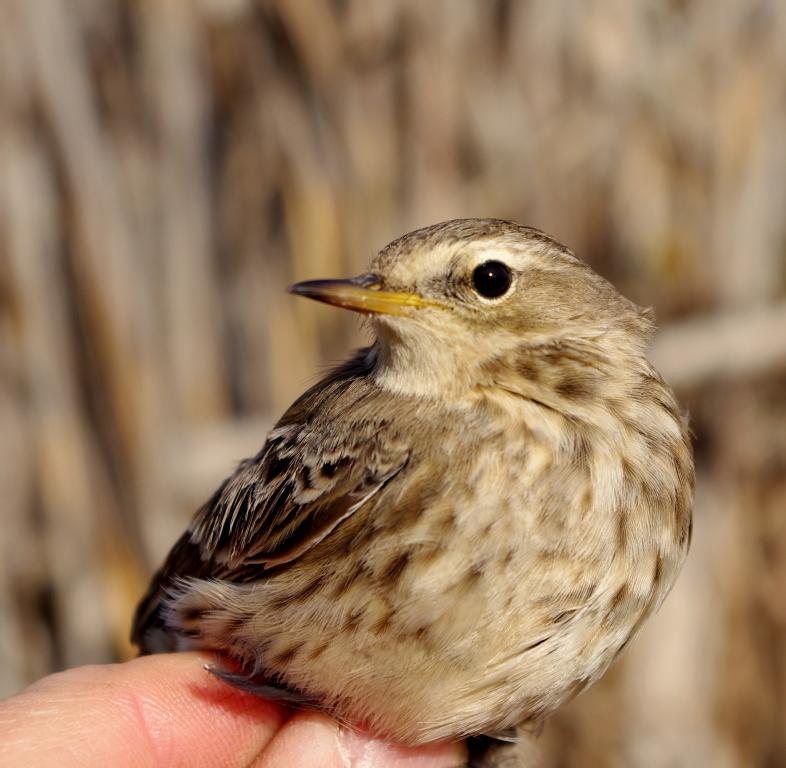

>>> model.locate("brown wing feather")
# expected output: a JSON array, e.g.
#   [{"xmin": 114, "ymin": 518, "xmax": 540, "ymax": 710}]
[
  {"xmin": 131, "ymin": 347, "xmax": 411, "ymax": 650},
  {"xmin": 189, "ymin": 422, "xmax": 409, "ymax": 571}
]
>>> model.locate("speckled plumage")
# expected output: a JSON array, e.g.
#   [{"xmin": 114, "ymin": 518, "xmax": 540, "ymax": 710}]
[{"xmin": 132, "ymin": 219, "xmax": 693, "ymax": 750}]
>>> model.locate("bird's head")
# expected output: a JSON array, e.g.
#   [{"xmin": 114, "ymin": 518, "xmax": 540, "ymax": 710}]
[{"xmin": 289, "ymin": 219, "xmax": 653, "ymax": 402}]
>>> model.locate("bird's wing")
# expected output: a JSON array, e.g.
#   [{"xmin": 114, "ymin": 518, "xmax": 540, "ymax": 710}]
[
  {"xmin": 131, "ymin": 349, "xmax": 412, "ymax": 648},
  {"xmin": 189, "ymin": 411, "xmax": 410, "ymax": 574}
]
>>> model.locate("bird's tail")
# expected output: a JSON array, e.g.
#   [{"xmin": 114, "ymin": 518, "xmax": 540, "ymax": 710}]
[{"xmin": 130, "ymin": 531, "xmax": 208, "ymax": 654}]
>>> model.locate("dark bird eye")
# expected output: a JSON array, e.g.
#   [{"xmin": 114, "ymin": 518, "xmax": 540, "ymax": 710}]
[{"xmin": 472, "ymin": 261, "xmax": 512, "ymax": 298}]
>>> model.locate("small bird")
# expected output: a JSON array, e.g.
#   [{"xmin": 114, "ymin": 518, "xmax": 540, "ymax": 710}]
[{"xmin": 132, "ymin": 219, "xmax": 693, "ymax": 749}]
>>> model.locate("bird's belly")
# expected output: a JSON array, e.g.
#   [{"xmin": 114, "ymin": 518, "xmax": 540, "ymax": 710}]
[
  {"xmin": 282, "ymin": 483, "xmax": 678, "ymax": 741},
  {"xmin": 176, "ymin": 445, "xmax": 685, "ymax": 744}
]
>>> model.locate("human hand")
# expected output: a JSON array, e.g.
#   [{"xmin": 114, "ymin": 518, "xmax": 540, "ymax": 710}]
[{"xmin": 0, "ymin": 652, "xmax": 467, "ymax": 767}]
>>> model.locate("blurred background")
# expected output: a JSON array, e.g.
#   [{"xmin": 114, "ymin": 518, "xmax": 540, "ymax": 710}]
[{"xmin": 1, "ymin": 1, "xmax": 786, "ymax": 765}]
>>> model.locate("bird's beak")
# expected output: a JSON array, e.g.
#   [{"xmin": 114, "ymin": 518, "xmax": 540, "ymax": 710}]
[{"xmin": 288, "ymin": 274, "xmax": 437, "ymax": 316}]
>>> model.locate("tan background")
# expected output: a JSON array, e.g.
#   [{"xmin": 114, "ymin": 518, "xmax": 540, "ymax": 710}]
[{"xmin": 2, "ymin": 1, "xmax": 786, "ymax": 765}]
